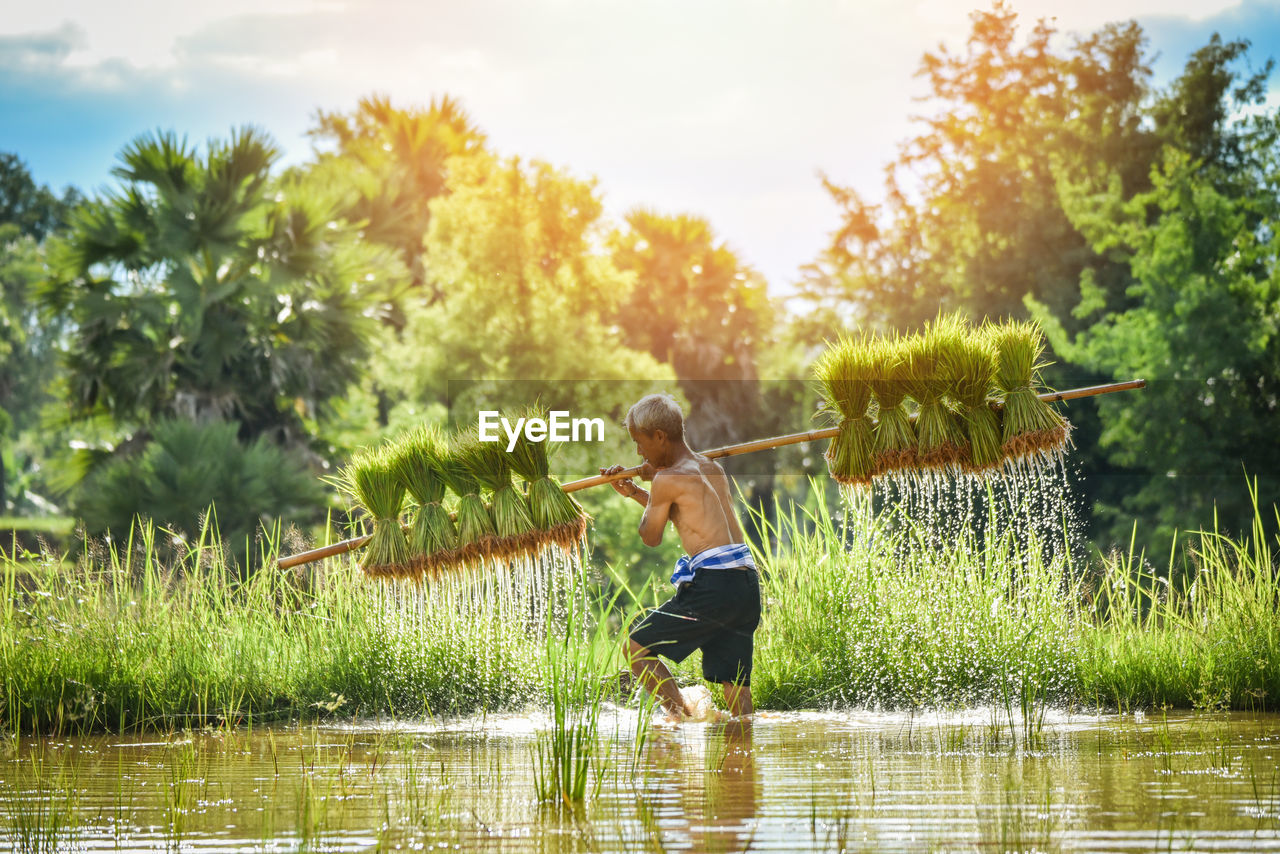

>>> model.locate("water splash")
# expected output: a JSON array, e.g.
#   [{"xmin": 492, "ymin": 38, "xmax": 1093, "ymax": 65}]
[
  {"xmin": 359, "ymin": 536, "xmax": 590, "ymax": 713},
  {"xmin": 845, "ymin": 448, "xmax": 1084, "ymax": 574}
]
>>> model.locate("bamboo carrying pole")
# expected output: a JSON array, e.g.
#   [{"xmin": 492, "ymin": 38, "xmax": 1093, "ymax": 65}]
[{"xmin": 276, "ymin": 378, "xmax": 1145, "ymax": 570}]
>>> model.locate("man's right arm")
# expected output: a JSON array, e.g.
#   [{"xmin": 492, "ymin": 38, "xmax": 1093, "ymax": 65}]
[{"xmin": 637, "ymin": 471, "xmax": 677, "ymax": 547}]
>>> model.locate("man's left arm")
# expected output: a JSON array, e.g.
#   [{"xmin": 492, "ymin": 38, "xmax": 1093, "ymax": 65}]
[{"xmin": 638, "ymin": 472, "xmax": 678, "ymax": 548}]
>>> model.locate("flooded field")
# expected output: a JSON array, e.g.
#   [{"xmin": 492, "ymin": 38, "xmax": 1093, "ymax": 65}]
[{"xmin": 2, "ymin": 708, "xmax": 1278, "ymax": 852}]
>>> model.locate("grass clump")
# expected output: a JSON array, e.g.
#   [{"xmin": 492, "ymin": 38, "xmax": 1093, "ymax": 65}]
[
  {"xmin": 532, "ymin": 593, "xmax": 617, "ymax": 810},
  {"xmin": 505, "ymin": 406, "xmax": 589, "ymax": 552},
  {"xmin": 867, "ymin": 335, "xmax": 917, "ymax": 475},
  {"xmin": 459, "ymin": 435, "xmax": 537, "ymax": 561},
  {"xmin": 944, "ymin": 329, "xmax": 1002, "ymax": 473},
  {"xmin": 814, "ymin": 334, "xmax": 878, "ymax": 485},
  {"xmin": 902, "ymin": 318, "xmax": 968, "ymax": 471},
  {"xmin": 338, "ymin": 446, "xmax": 410, "ymax": 577},
  {"xmin": 437, "ymin": 436, "xmax": 499, "ymax": 566},
  {"xmin": 0, "ymin": 516, "xmax": 546, "ymax": 734},
  {"xmin": 988, "ymin": 319, "xmax": 1069, "ymax": 461},
  {"xmin": 389, "ymin": 425, "xmax": 458, "ymax": 578}
]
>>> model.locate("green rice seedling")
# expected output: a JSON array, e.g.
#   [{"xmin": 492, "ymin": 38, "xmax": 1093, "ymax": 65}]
[
  {"xmin": 986, "ymin": 319, "xmax": 1069, "ymax": 462},
  {"xmin": 867, "ymin": 335, "xmax": 917, "ymax": 475},
  {"xmin": 902, "ymin": 318, "xmax": 967, "ymax": 471},
  {"xmin": 505, "ymin": 406, "xmax": 589, "ymax": 552},
  {"xmin": 943, "ymin": 329, "xmax": 1002, "ymax": 474},
  {"xmin": 437, "ymin": 437, "xmax": 499, "ymax": 567},
  {"xmin": 532, "ymin": 593, "xmax": 617, "ymax": 810},
  {"xmin": 338, "ymin": 446, "xmax": 411, "ymax": 577},
  {"xmin": 460, "ymin": 435, "xmax": 538, "ymax": 562},
  {"xmin": 389, "ymin": 425, "xmax": 459, "ymax": 579},
  {"xmin": 813, "ymin": 334, "xmax": 877, "ymax": 485}
]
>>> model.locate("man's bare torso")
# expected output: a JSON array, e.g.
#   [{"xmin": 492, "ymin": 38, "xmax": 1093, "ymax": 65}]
[{"xmin": 652, "ymin": 453, "xmax": 747, "ymax": 557}]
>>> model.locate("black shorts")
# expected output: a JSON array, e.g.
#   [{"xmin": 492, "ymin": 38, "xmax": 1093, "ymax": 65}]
[{"xmin": 629, "ymin": 566, "xmax": 762, "ymax": 686}]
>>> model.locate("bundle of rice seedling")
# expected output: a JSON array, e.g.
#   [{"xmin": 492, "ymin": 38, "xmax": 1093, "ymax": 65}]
[
  {"xmin": 866, "ymin": 335, "xmax": 917, "ymax": 475},
  {"xmin": 505, "ymin": 406, "xmax": 589, "ymax": 551},
  {"xmin": 459, "ymin": 434, "xmax": 538, "ymax": 561},
  {"xmin": 942, "ymin": 329, "xmax": 1002, "ymax": 474},
  {"xmin": 813, "ymin": 334, "xmax": 877, "ymax": 485},
  {"xmin": 437, "ymin": 439, "xmax": 499, "ymax": 566},
  {"xmin": 337, "ymin": 445, "xmax": 411, "ymax": 577},
  {"xmin": 902, "ymin": 317, "xmax": 968, "ymax": 470},
  {"xmin": 987, "ymin": 319, "xmax": 1070, "ymax": 461},
  {"xmin": 389, "ymin": 424, "xmax": 459, "ymax": 576}
]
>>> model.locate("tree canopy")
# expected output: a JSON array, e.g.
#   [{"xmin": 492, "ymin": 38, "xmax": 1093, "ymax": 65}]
[{"xmin": 44, "ymin": 128, "xmax": 406, "ymax": 446}]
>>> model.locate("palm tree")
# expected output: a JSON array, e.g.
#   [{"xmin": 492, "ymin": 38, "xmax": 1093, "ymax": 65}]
[
  {"xmin": 307, "ymin": 95, "xmax": 488, "ymax": 298},
  {"xmin": 44, "ymin": 127, "xmax": 405, "ymax": 447}
]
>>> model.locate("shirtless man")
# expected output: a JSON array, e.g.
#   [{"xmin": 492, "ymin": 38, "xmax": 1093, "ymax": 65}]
[{"xmin": 600, "ymin": 393, "xmax": 761, "ymax": 719}]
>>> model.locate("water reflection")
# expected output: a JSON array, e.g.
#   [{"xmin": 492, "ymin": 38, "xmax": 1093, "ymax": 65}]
[{"xmin": 1, "ymin": 710, "xmax": 1278, "ymax": 852}]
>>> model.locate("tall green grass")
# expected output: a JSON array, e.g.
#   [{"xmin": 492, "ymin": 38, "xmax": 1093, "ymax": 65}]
[
  {"xmin": 749, "ymin": 488, "xmax": 1079, "ymax": 711},
  {"xmin": 748, "ymin": 484, "xmax": 1280, "ymax": 714},
  {"xmin": 3, "ymin": 484, "xmax": 1279, "ymax": 735},
  {"xmin": 1078, "ymin": 488, "xmax": 1280, "ymax": 710},
  {"xmin": 1, "ymin": 519, "xmax": 542, "ymax": 734}
]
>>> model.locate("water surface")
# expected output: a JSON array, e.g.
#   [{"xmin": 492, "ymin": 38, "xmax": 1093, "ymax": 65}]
[{"xmin": 3, "ymin": 708, "xmax": 1278, "ymax": 851}]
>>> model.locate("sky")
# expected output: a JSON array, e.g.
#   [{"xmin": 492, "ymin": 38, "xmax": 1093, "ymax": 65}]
[{"xmin": 2, "ymin": 0, "xmax": 1278, "ymax": 293}]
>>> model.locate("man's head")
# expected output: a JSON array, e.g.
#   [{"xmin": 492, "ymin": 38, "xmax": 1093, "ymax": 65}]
[{"xmin": 625, "ymin": 393, "xmax": 685, "ymax": 467}]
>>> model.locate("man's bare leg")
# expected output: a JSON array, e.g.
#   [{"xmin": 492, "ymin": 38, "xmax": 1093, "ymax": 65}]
[
  {"xmin": 722, "ymin": 682, "xmax": 753, "ymax": 717},
  {"xmin": 627, "ymin": 640, "xmax": 688, "ymax": 718}
]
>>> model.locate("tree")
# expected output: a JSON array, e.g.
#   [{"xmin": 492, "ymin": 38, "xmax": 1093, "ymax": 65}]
[
  {"xmin": 43, "ymin": 128, "xmax": 406, "ymax": 447},
  {"xmin": 610, "ymin": 210, "xmax": 773, "ymax": 448},
  {"xmin": 407, "ymin": 152, "xmax": 673, "ymax": 421},
  {"xmin": 1040, "ymin": 39, "xmax": 1280, "ymax": 554},
  {"xmin": 305, "ymin": 95, "xmax": 487, "ymax": 297},
  {"xmin": 0, "ymin": 155, "xmax": 78, "ymax": 513},
  {"xmin": 798, "ymin": 4, "xmax": 1155, "ymax": 334},
  {"xmin": 0, "ymin": 153, "xmax": 78, "ymax": 242},
  {"xmin": 74, "ymin": 418, "xmax": 324, "ymax": 549}
]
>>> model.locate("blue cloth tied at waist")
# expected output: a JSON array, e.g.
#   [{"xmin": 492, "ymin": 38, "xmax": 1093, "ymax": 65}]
[{"xmin": 670, "ymin": 543, "xmax": 756, "ymax": 587}]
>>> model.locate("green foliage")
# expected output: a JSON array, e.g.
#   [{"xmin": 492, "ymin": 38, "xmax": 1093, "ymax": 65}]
[
  {"xmin": 390, "ymin": 425, "xmax": 449, "ymax": 506},
  {"xmin": 1079, "ymin": 483, "xmax": 1280, "ymax": 710},
  {"xmin": 751, "ymin": 489, "xmax": 1078, "ymax": 710},
  {"xmin": 1036, "ymin": 35, "xmax": 1280, "ymax": 552},
  {"xmin": 943, "ymin": 327, "xmax": 1002, "ymax": 470},
  {"xmin": 338, "ymin": 444, "xmax": 410, "ymax": 572},
  {"xmin": 813, "ymin": 335, "xmax": 876, "ymax": 483},
  {"xmin": 902, "ymin": 320, "xmax": 966, "ymax": 466},
  {"xmin": 0, "ymin": 152, "xmax": 78, "ymax": 241},
  {"xmin": 306, "ymin": 94, "xmax": 487, "ymax": 294},
  {"xmin": 74, "ymin": 418, "xmax": 323, "ymax": 551},
  {"xmin": 436, "ymin": 439, "xmax": 496, "ymax": 550},
  {"xmin": 0, "ymin": 226, "xmax": 65, "ymax": 438},
  {"xmin": 43, "ymin": 128, "xmax": 406, "ymax": 443},
  {"xmin": 867, "ymin": 335, "xmax": 917, "ymax": 470},
  {"xmin": 610, "ymin": 210, "xmax": 774, "ymax": 447},
  {"xmin": 797, "ymin": 8, "xmax": 1280, "ymax": 553},
  {"xmin": 459, "ymin": 437, "xmax": 535, "ymax": 540},
  {"xmin": 6, "ymin": 483, "xmax": 1280, "ymax": 735},
  {"xmin": 389, "ymin": 426, "xmax": 457, "ymax": 557},
  {"xmin": 798, "ymin": 5, "xmax": 1152, "ymax": 333},
  {"xmin": 1041, "ymin": 135, "xmax": 1280, "ymax": 552},
  {"xmin": 378, "ymin": 151, "xmax": 674, "ymax": 422},
  {"xmin": 505, "ymin": 405, "xmax": 553, "ymax": 482},
  {"xmin": 987, "ymin": 319, "xmax": 1067, "ymax": 457}
]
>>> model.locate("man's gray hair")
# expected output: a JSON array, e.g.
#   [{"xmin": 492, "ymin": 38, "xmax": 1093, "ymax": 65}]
[{"xmin": 625, "ymin": 393, "xmax": 685, "ymax": 440}]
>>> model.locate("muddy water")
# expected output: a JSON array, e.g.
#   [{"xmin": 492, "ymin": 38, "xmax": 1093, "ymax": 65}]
[{"xmin": 2, "ymin": 709, "xmax": 1279, "ymax": 852}]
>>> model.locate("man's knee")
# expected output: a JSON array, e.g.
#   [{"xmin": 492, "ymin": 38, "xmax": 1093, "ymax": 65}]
[{"xmin": 627, "ymin": 638, "xmax": 653, "ymax": 662}]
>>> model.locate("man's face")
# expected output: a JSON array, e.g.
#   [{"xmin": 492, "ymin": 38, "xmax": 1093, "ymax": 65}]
[{"xmin": 629, "ymin": 426, "xmax": 668, "ymax": 467}]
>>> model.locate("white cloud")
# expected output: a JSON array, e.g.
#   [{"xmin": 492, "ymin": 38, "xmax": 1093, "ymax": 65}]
[
  {"xmin": 3, "ymin": 0, "xmax": 1278, "ymax": 288},
  {"xmin": 0, "ymin": 22, "xmax": 86, "ymax": 71}
]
